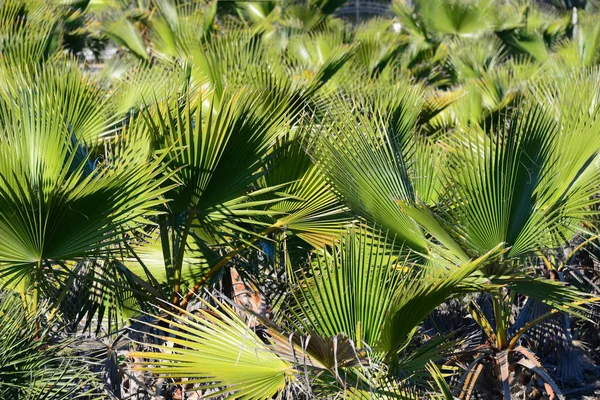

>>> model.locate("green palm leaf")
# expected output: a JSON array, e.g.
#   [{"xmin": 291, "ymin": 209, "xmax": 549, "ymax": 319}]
[
  {"xmin": 130, "ymin": 298, "xmax": 294, "ymax": 399},
  {"xmin": 0, "ymin": 92, "xmax": 172, "ymax": 293},
  {"xmin": 379, "ymin": 244, "xmax": 504, "ymax": 353},
  {"xmin": 309, "ymin": 92, "xmax": 467, "ymax": 258},
  {"xmin": 144, "ymin": 89, "xmax": 289, "ymax": 216},
  {"xmin": 290, "ymin": 228, "xmax": 402, "ymax": 348},
  {"xmin": 103, "ymin": 16, "xmax": 149, "ymax": 60}
]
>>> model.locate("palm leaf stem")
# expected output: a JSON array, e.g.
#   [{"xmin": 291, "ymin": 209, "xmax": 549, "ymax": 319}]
[
  {"xmin": 32, "ymin": 259, "xmax": 43, "ymax": 313},
  {"xmin": 558, "ymin": 235, "xmax": 600, "ymax": 272},
  {"xmin": 171, "ymin": 212, "xmax": 195, "ymax": 305},
  {"xmin": 159, "ymin": 215, "xmax": 173, "ymax": 288},
  {"xmin": 492, "ymin": 291, "xmax": 509, "ymax": 349},
  {"xmin": 507, "ymin": 297, "xmax": 600, "ymax": 350},
  {"xmin": 179, "ymin": 224, "xmax": 279, "ymax": 309}
]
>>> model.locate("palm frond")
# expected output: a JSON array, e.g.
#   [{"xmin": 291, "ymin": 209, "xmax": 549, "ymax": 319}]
[
  {"xmin": 130, "ymin": 297, "xmax": 294, "ymax": 399},
  {"xmin": 0, "ymin": 292, "xmax": 104, "ymax": 399}
]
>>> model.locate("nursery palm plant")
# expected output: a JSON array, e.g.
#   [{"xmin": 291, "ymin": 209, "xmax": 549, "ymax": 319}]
[{"xmin": 0, "ymin": 0, "xmax": 600, "ymax": 399}]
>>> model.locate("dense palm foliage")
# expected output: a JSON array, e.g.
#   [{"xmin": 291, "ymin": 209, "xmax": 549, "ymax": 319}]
[{"xmin": 1, "ymin": 0, "xmax": 600, "ymax": 398}]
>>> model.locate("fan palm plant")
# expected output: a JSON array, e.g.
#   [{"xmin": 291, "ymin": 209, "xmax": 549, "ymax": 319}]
[
  {"xmin": 456, "ymin": 288, "xmax": 593, "ymax": 399},
  {"xmin": 302, "ymin": 68, "xmax": 600, "ymax": 395},
  {"xmin": 130, "ymin": 227, "xmax": 503, "ymax": 398},
  {"xmin": 0, "ymin": 0, "xmax": 599, "ymax": 398},
  {"xmin": 0, "ymin": 60, "xmax": 173, "ymax": 313}
]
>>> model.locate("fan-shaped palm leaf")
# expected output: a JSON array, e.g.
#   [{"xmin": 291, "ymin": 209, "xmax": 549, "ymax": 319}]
[
  {"xmin": 0, "ymin": 89, "xmax": 172, "ymax": 308},
  {"xmin": 130, "ymin": 298, "xmax": 295, "ymax": 399}
]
